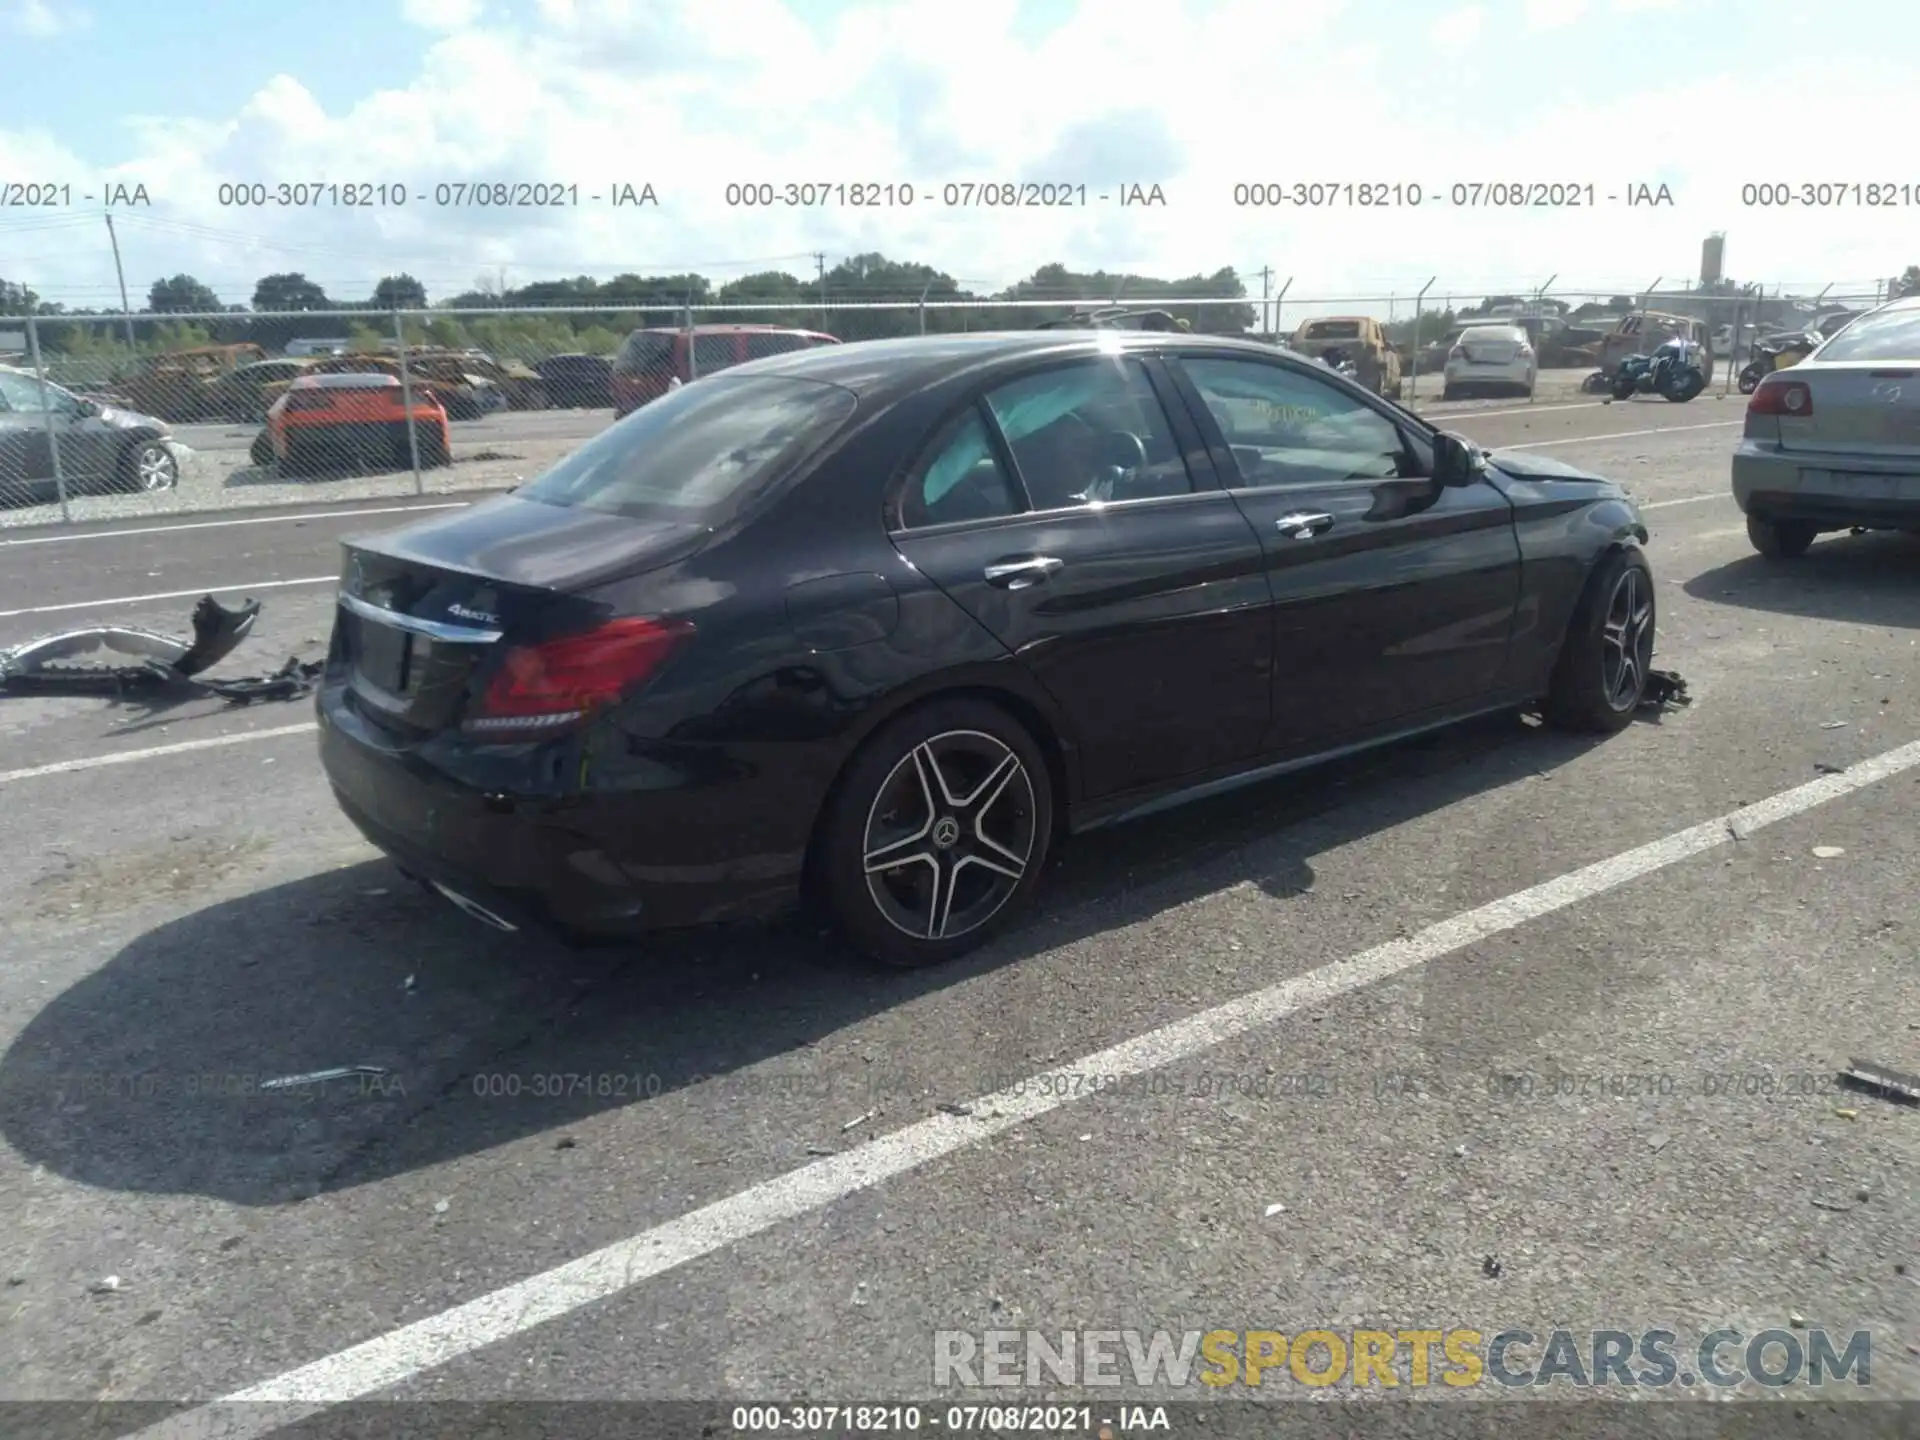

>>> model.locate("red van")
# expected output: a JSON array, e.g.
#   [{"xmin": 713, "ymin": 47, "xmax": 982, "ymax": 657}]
[{"xmin": 609, "ymin": 325, "xmax": 841, "ymax": 417}]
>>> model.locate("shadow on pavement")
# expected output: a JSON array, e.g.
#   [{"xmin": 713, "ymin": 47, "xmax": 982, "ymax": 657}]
[
  {"xmin": 0, "ymin": 708, "xmax": 1634, "ymax": 1206},
  {"xmin": 1684, "ymin": 530, "xmax": 1920, "ymax": 629}
]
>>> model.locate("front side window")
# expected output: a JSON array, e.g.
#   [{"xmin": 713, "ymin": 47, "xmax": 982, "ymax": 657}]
[{"xmin": 1179, "ymin": 357, "xmax": 1413, "ymax": 487}]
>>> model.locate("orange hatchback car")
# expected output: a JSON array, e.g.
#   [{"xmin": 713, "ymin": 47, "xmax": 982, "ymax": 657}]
[{"xmin": 255, "ymin": 373, "xmax": 453, "ymax": 477}]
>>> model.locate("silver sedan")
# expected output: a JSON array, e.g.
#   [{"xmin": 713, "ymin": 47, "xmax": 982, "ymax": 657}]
[{"xmin": 1731, "ymin": 296, "xmax": 1920, "ymax": 557}]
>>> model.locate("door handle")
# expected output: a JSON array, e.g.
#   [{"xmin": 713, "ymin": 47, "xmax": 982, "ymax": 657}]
[
  {"xmin": 1274, "ymin": 511, "xmax": 1336, "ymax": 540},
  {"xmin": 983, "ymin": 556, "xmax": 1064, "ymax": 590}
]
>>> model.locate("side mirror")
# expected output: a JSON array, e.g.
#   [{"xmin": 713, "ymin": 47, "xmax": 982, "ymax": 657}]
[{"xmin": 1433, "ymin": 430, "xmax": 1486, "ymax": 487}]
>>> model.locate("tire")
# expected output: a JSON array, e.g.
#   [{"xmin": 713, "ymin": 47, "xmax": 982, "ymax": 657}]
[
  {"xmin": 1746, "ymin": 513, "xmax": 1817, "ymax": 559},
  {"xmin": 249, "ymin": 430, "xmax": 274, "ymax": 468},
  {"xmin": 815, "ymin": 697, "xmax": 1054, "ymax": 968},
  {"xmin": 1663, "ymin": 370, "xmax": 1704, "ymax": 402},
  {"xmin": 1738, "ymin": 370, "xmax": 1759, "ymax": 394},
  {"xmin": 1543, "ymin": 547, "xmax": 1656, "ymax": 734},
  {"xmin": 120, "ymin": 438, "xmax": 178, "ymax": 493},
  {"xmin": 416, "ymin": 422, "xmax": 450, "ymax": 468},
  {"xmin": 1441, "ymin": 384, "xmax": 1459, "ymax": 401},
  {"xmin": 1609, "ymin": 374, "xmax": 1638, "ymax": 401}
]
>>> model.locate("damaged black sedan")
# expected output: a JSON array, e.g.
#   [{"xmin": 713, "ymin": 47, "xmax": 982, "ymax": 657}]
[{"xmin": 317, "ymin": 332, "xmax": 1660, "ymax": 967}]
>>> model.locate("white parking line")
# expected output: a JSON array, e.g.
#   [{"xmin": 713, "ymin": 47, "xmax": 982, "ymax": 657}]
[
  {"xmin": 1493, "ymin": 420, "xmax": 1742, "ymax": 449},
  {"xmin": 0, "ymin": 575, "xmax": 335, "ymax": 619},
  {"xmin": 1421, "ymin": 398, "xmax": 1602, "ymax": 419},
  {"xmin": 0, "ymin": 502, "xmax": 468, "ymax": 548},
  {"xmin": 129, "ymin": 734, "xmax": 1920, "ymax": 1440},
  {"xmin": 0, "ymin": 723, "xmax": 319, "ymax": 787}
]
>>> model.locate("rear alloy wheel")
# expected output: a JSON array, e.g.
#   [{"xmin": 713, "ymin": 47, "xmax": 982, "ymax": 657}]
[
  {"xmin": 820, "ymin": 699, "xmax": 1052, "ymax": 968},
  {"xmin": 1747, "ymin": 513, "xmax": 1817, "ymax": 559},
  {"xmin": 1544, "ymin": 547, "xmax": 1656, "ymax": 734},
  {"xmin": 123, "ymin": 439, "xmax": 179, "ymax": 492}
]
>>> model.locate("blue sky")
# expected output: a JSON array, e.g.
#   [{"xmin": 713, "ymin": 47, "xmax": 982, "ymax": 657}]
[{"xmin": 1, "ymin": 0, "xmax": 1913, "ymax": 310}]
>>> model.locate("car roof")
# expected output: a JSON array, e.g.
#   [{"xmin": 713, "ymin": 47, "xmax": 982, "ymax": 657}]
[
  {"xmin": 292, "ymin": 372, "xmax": 401, "ymax": 389},
  {"xmin": 713, "ymin": 330, "xmax": 1292, "ymax": 400}
]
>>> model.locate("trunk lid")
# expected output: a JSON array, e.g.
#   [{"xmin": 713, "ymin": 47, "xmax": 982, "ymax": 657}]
[
  {"xmin": 1775, "ymin": 364, "xmax": 1920, "ymax": 456},
  {"xmin": 333, "ymin": 495, "xmax": 709, "ymax": 736}
]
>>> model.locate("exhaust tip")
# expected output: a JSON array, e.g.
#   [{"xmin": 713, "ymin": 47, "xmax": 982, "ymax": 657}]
[{"xmin": 429, "ymin": 881, "xmax": 520, "ymax": 932}]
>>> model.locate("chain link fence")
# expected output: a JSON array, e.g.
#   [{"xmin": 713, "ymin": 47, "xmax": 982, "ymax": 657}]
[{"xmin": 0, "ymin": 282, "xmax": 1895, "ymax": 528}]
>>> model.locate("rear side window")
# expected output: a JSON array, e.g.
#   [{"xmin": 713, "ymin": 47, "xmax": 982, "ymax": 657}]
[
  {"xmin": 516, "ymin": 375, "xmax": 857, "ymax": 519},
  {"xmin": 693, "ymin": 334, "xmax": 738, "ymax": 375},
  {"xmin": 1815, "ymin": 308, "xmax": 1920, "ymax": 362},
  {"xmin": 616, "ymin": 332, "xmax": 674, "ymax": 371}
]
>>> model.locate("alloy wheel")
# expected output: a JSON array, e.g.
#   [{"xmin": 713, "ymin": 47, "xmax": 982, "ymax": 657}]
[
  {"xmin": 861, "ymin": 729, "xmax": 1038, "ymax": 942},
  {"xmin": 135, "ymin": 444, "xmax": 178, "ymax": 491},
  {"xmin": 1600, "ymin": 566, "xmax": 1654, "ymax": 710}
]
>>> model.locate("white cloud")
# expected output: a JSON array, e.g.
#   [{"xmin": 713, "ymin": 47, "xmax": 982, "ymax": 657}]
[
  {"xmin": 0, "ymin": 0, "xmax": 1910, "ymax": 315},
  {"xmin": 401, "ymin": 0, "xmax": 483, "ymax": 28},
  {"xmin": 5, "ymin": 0, "xmax": 88, "ymax": 36},
  {"xmin": 1523, "ymin": 0, "xmax": 1588, "ymax": 28},
  {"xmin": 1430, "ymin": 4, "xmax": 1485, "ymax": 51}
]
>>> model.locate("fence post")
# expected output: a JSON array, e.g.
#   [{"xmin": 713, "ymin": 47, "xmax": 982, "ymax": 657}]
[
  {"xmin": 392, "ymin": 307, "xmax": 425, "ymax": 495},
  {"xmin": 25, "ymin": 313, "xmax": 72, "ymax": 524},
  {"xmin": 685, "ymin": 303, "xmax": 697, "ymax": 379}
]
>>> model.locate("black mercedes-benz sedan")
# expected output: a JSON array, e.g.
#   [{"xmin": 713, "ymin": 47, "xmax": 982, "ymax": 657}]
[{"xmin": 317, "ymin": 331, "xmax": 1655, "ymax": 967}]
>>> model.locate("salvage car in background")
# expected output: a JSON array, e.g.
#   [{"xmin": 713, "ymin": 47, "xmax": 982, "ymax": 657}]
[
  {"xmin": 535, "ymin": 353, "xmax": 614, "ymax": 409},
  {"xmin": 210, "ymin": 357, "xmax": 319, "ymax": 422},
  {"xmin": 254, "ymin": 372, "xmax": 451, "ymax": 477},
  {"xmin": 1442, "ymin": 324, "xmax": 1538, "ymax": 399},
  {"xmin": 1732, "ymin": 295, "xmax": 1920, "ymax": 557},
  {"xmin": 121, "ymin": 343, "xmax": 269, "ymax": 422},
  {"xmin": 609, "ymin": 325, "xmax": 840, "ymax": 416},
  {"xmin": 0, "ymin": 364, "xmax": 182, "ymax": 503},
  {"xmin": 319, "ymin": 331, "xmax": 1655, "ymax": 968},
  {"xmin": 1287, "ymin": 316, "xmax": 1404, "ymax": 398}
]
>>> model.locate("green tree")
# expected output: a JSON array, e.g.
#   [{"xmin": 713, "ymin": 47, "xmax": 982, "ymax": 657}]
[
  {"xmin": 148, "ymin": 274, "xmax": 222, "ymax": 314},
  {"xmin": 372, "ymin": 273, "xmax": 429, "ymax": 309},
  {"xmin": 252, "ymin": 272, "xmax": 330, "ymax": 311},
  {"xmin": 1897, "ymin": 266, "xmax": 1920, "ymax": 298}
]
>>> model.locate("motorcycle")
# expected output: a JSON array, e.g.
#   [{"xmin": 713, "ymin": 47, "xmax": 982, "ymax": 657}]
[
  {"xmin": 1737, "ymin": 332, "xmax": 1819, "ymax": 394},
  {"xmin": 1609, "ymin": 337, "xmax": 1707, "ymax": 403},
  {"xmin": 1317, "ymin": 346, "xmax": 1360, "ymax": 380}
]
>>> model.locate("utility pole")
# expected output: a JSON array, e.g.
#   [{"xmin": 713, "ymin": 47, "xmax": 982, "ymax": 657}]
[
  {"xmin": 104, "ymin": 212, "xmax": 137, "ymax": 351},
  {"xmin": 814, "ymin": 252, "xmax": 827, "ymax": 330}
]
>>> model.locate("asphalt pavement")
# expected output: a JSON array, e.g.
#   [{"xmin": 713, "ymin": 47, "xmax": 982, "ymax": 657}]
[{"xmin": 2, "ymin": 388, "xmax": 1918, "ymax": 1436}]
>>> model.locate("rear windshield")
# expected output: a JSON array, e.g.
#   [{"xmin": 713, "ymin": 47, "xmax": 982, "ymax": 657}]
[
  {"xmin": 516, "ymin": 375, "xmax": 858, "ymax": 519},
  {"xmin": 1304, "ymin": 321, "xmax": 1362, "ymax": 339},
  {"xmin": 1814, "ymin": 308, "xmax": 1920, "ymax": 362}
]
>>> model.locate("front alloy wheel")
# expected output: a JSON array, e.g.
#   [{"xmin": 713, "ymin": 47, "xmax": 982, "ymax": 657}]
[
  {"xmin": 820, "ymin": 699, "xmax": 1054, "ymax": 967},
  {"xmin": 1600, "ymin": 563, "xmax": 1655, "ymax": 713},
  {"xmin": 1543, "ymin": 547, "xmax": 1657, "ymax": 734},
  {"xmin": 126, "ymin": 440, "xmax": 179, "ymax": 492}
]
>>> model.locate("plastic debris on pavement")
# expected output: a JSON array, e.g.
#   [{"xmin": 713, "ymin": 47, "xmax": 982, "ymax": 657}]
[{"xmin": 0, "ymin": 594, "xmax": 324, "ymax": 706}]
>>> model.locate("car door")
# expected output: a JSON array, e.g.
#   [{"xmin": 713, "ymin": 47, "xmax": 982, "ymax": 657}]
[
  {"xmin": 0, "ymin": 371, "xmax": 54, "ymax": 499},
  {"xmin": 886, "ymin": 353, "xmax": 1274, "ymax": 802},
  {"xmin": 0, "ymin": 369, "xmax": 113, "ymax": 490},
  {"xmin": 1162, "ymin": 352, "xmax": 1523, "ymax": 754}
]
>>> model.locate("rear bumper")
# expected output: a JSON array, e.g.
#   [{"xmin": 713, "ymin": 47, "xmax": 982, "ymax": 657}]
[
  {"xmin": 1443, "ymin": 361, "xmax": 1532, "ymax": 389},
  {"xmin": 1732, "ymin": 442, "xmax": 1920, "ymax": 529},
  {"xmin": 316, "ymin": 682, "xmax": 810, "ymax": 939}
]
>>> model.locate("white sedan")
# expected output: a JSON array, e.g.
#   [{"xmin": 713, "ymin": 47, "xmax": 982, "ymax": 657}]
[{"xmin": 1441, "ymin": 324, "xmax": 1537, "ymax": 399}]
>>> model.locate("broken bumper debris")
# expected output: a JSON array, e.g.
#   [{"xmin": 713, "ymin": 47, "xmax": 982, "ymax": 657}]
[{"xmin": 0, "ymin": 593, "xmax": 322, "ymax": 705}]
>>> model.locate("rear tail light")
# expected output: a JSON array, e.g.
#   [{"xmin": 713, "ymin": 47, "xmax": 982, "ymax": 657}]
[
  {"xmin": 465, "ymin": 616, "xmax": 693, "ymax": 736},
  {"xmin": 1748, "ymin": 377, "xmax": 1813, "ymax": 416},
  {"xmin": 1448, "ymin": 346, "xmax": 1466, "ymax": 360}
]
